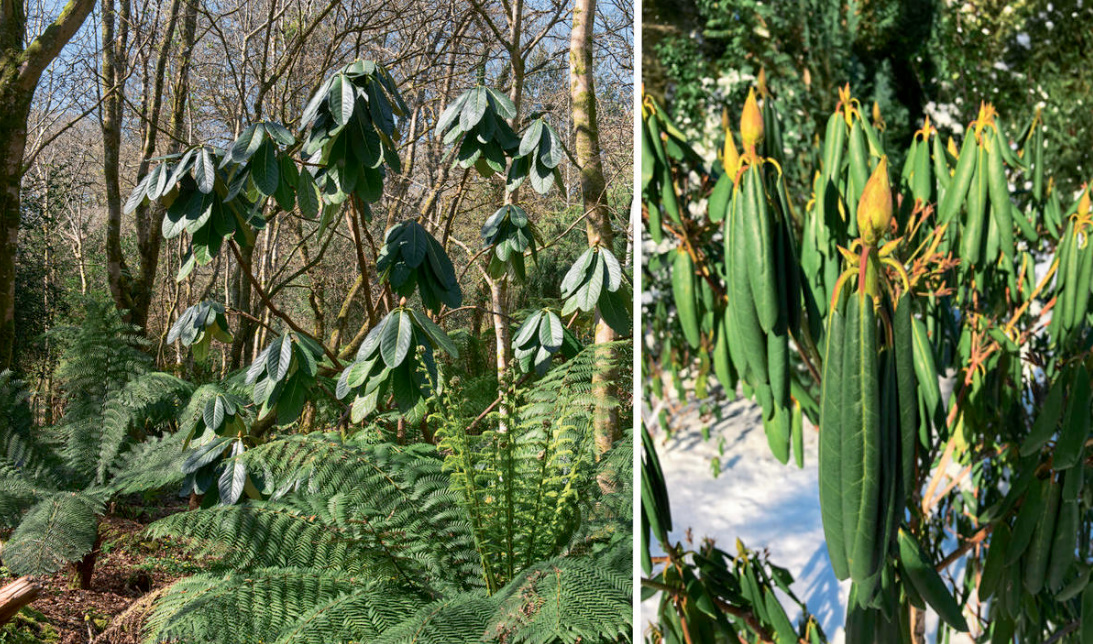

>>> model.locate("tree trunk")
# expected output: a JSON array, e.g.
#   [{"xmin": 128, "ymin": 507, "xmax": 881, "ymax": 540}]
[
  {"xmin": 569, "ymin": 0, "xmax": 619, "ymax": 456},
  {"xmin": 104, "ymin": 0, "xmax": 186, "ymax": 332},
  {"xmin": 102, "ymin": 0, "xmax": 132, "ymax": 319},
  {"xmin": 0, "ymin": 0, "xmax": 97, "ymax": 368},
  {"xmin": 491, "ymin": 0, "xmax": 526, "ymax": 433},
  {"xmin": 0, "ymin": 90, "xmax": 32, "ymax": 370},
  {"xmin": 0, "ymin": 577, "xmax": 39, "ymax": 626},
  {"xmin": 74, "ymin": 531, "xmax": 102, "ymax": 590}
]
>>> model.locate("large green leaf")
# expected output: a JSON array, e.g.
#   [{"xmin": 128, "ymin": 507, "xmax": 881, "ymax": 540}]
[
  {"xmin": 380, "ymin": 310, "xmax": 414, "ymax": 369},
  {"xmin": 329, "ymin": 74, "xmax": 355, "ymax": 127},
  {"xmin": 251, "ymin": 141, "xmax": 280, "ymax": 196}
]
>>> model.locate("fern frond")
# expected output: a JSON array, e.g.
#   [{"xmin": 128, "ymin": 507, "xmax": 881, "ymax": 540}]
[
  {"xmin": 371, "ymin": 592, "xmax": 496, "ymax": 644},
  {"xmin": 242, "ymin": 435, "xmax": 482, "ymax": 592},
  {"xmin": 433, "ymin": 343, "xmax": 628, "ymax": 589},
  {"xmin": 0, "ymin": 371, "xmax": 65, "ymax": 490},
  {"xmin": 487, "ymin": 548, "xmax": 632, "ymax": 644},
  {"xmin": 144, "ymin": 567, "xmax": 362, "ymax": 643},
  {"xmin": 269, "ymin": 582, "xmax": 424, "ymax": 643},
  {"xmin": 1, "ymin": 492, "xmax": 102, "ymax": 576},
  {"xmin": 95, "ymin": 372, "xmax": 194, "ymax": 484},
  {"xmin": 146, "ymin": 495, "xmax": 373, "ymax": 573},
  {"xmin": 108, "ymin": 429, "xmax": 190, "ymax": 496}
]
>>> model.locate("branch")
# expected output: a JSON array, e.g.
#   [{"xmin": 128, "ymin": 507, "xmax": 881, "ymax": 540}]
[
  {"xmin": 937, "ymin": 524, "xmax": 993, "ymax": 571},
  {"xmin": 228, "ymin": 241, "xmax": 342, "ymax": 369},
  {"xmin": 17, "ymin": 0, "xmax": 98, "ymax": 91}
]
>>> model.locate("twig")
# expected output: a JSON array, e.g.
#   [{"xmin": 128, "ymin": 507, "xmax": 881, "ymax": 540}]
[{"xmin": 229, "ymin": 241, "xmax": 342, "ymax": 368}]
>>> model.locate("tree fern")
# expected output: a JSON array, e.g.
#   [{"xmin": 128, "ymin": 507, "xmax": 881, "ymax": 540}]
[
  {"xmin": 151, "ymin": 434, "xmax": 481, "ymax": 594},
  {"xmin": 267, "ymin": 581, "xmax": 424, "ymax": 644},
  {"xmin": 95, "ymin": 372, "xmax": 193, "ymax": 484},
  {"xmin": 108, "ymin": 429, "xmax": 191, "ymax": 496},
  {"xmin": 143, "ymin": 440, "xmax": 632, "ymax": 642},
  {"xmin": 0, "ymin": 371, "xmax": 64, "ymax": 494},
  {"xmin": 0, "ymin": 306, "xmax": 198, "ymax": 579},
  {"xmin": 142, "ymin": 350, "xmax": 632, "ymax": 643},
  {"xmin": 434, "ymin": 343, "xmax": 626, "ymax": 590},
  {"xmin": 486, "ymin": 546, "xmax": 631, "ymax": 644}
]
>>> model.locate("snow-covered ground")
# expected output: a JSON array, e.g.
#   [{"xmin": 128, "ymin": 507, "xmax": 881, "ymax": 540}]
[
  {"xmin": 641, "ymin": 396, "xmax": 850, "ymax": 640},
  {"xmin": 641, "ymin": 395, "xmax": 976, "ymax": 643}
]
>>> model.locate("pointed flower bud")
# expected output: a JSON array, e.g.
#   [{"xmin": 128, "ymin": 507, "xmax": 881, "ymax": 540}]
[
  {"xmin": 857, "ymin": 156, "xmax": 892, "ymax": 245},
  {"xmin": 1079, "ymin": 184, "xmax": 1091, "ymax": 217},
  {"xmin": 740, "ymin": 88, "xmax": 764, "ymax": 150},
  {"xmin": 723, "ymin": 131, "xmax": 741, "ymax": 177}
]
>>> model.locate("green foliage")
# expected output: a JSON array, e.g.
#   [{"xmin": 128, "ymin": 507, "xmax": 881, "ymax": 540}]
[
  {"xmin": 336, "ymin": 308, "xmax": 458, "ymax": 423},
  {"xmin": 375, "ymin": 219, "xmax": 462, "ymax": 313},
  {"xmin": 245, "ymin": 331, "xmax": 325, "ymax": 426},
  {"xmin": 509, "ymin": 118, "xmax": 566, "ymax": 195},
  {"xmin": 435, "ymin": 344, "xmax": 624, "ymax": 592},
  {"xmin": 482, "ymin": 205, "xmax": 542, "ymax": 281},
  {"xmin": 643, "ymin": 78, "xmax": 1092, "ymax": 641},
  {"xmin": 438, "ymin": 86, "xmax": 520, "ymax": 177},
  {"xmin": 167, "ymin": 301, "xmax": 233, "ymax": 363},
  {"xmin": 641, "ymin": 425, "xmax": 828, "ymax": 642},
  {"xmin": 299, "ymin": 60, "xmax": 407, "ymax": 220},
  {"xmin": 511, "ymin": 308, "xmax": 580, "ymax": 375},
  {"xmin": 2, "ymin": 493, "xmax": 101, "ymax": 577},
  {"xmin": 0, "ymin": 305, "xmax": 195, "ymax": 577},
  {"xmin": 128, "ymin": 144, "xmax": 262, "ymax": 280},
  {"xmin": 560, "ymin": 246, "xmax": 631, "ymax": 334},
  {"xmin": 144, "ymin": 350, "xmax": 632, "ymax": 643}
]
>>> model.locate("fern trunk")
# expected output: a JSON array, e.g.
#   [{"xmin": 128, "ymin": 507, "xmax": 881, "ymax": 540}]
[{"xmin": 74, "ymin": 530, "xmax": 102, "ymax": 590}]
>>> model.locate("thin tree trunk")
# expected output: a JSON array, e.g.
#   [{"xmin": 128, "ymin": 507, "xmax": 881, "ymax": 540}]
[
  {"xmin": 102, "ymin": 0, "xmax": 132, "ymax": 317},
  {"xmin": 104, "ymin": 0, "xmax": 184, "ymax": 332},
  {"xmin": 491, "ymin": 0, "xmax": 526, "ymax": 433},
  {"xmin": 569, "ymin": 0, "xmax": 619, "ymax": 456}
]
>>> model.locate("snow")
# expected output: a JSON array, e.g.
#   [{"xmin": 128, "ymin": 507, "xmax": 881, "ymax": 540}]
[
  {"xmin": 641, "ymin": 396, "xmax": 850, "ymax": 640},
  {"xmin": 642, "ymin": 395, "xmax": 977, "ymax": 643}
]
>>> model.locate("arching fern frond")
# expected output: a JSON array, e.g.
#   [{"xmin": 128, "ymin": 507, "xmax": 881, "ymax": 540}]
[
  {"xmin": 108, "ymin": 429, "xmax": 190, "ymax": 496},
  {"xmin": 241, "ymin": 435, "xmax": 481, "ymax": 592},
  {"xmin": 1, "ymin": 492, "xmax": 102, "ymax": 576},
  {"xmin": 144, "ymin": 567, "xmax": 364, "ymax": 643},
  {"xmin": 146, "ymin": 495, "xmax": 373, "ymax": 573},
  {"xmin": 95, "ymin": 372, "xmax": 194, "ymax": 484},
  {"xmin": 371, "ymin": 592, "xmax": 497, "ymax": 644},
  {"xmin": 0, "ymin": 371, "xmax": 64, "ymax": 490},
  {"xmin": 268, "ymin": 582, "xmax": 425, "ymax": 644},
  {"xmin": 487, "ymin": 547, "xmax": 632, "ymax": 644}
]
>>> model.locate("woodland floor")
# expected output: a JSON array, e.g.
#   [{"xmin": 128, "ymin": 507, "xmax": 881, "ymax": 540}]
[{"xmin": 1, "ymin": 497, "xmax": 204, "ymax": 644}]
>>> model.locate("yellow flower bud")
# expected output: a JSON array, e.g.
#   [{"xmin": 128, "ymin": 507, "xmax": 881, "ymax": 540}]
[
  {"xmin": 857, "ymin": 156, "xmax": 892, "ymax": 245},
  {"xmin": 740, "ymin": 88, "xmax": 764, "ymax": 150},
  {"xmin": 1080, "ymin": 185, "xmax": 1091, "ymax": 217},
  {"xmin": 723, "ymin": 131, "xmax": 740, "ymax": 177}
]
